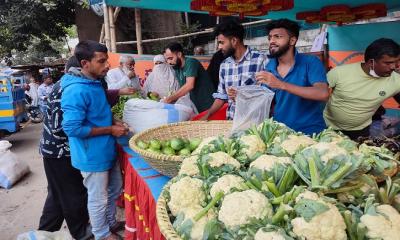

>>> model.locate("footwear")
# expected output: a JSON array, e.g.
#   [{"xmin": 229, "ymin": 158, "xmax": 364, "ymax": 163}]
[
  {"xmin": 110, "ymin": 221, "xmax": 125, "ymax": 233},
  {"xmin": 102, "ymin": 233, "xmax": 122, "ymax": 240}
]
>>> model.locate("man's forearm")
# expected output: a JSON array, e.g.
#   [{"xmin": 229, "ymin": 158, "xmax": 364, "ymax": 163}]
[
  {"xmin": 205, "ymin": 99, "xmax": 226, "ymax": 117},
  {"xmin": 169, "ymin": 84, "xmax": 193, "ymax": 102},
  {"xmin": 89, "ymin": 126, "xmax": 112, "ymax": 136},
  {"xmin": 282, "ymin": 82, "xmax": 329, "ymax": 101}
]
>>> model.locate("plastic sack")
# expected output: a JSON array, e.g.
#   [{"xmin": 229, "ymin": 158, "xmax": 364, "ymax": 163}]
[
  {"xmin": 17, "ymin": 230, "xmax": 72, "ymax": 240},
  {"xmin": 175, "ymin": 94, "xmax": 199, "ymax": 115},
  {"xmin": 123, "ymin": 99, "xmax": 194, "ymax": 134},
  {"xmin": 0, "ymin": 140, "xmax": 30, "ymax": 189},
  {"xmin": 231, "ymin": 85, "xmax": 274, "ymax": 134}
]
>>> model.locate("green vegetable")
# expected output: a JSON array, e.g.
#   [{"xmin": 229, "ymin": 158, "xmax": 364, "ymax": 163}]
[
  {"xmin": 294, "ymin": 198, "xmax": 330, "ymax": 222},
  {"xmin": 149, "ymin": 139, "xmax": 161, "ymax": 150},
  {"xmin": 161, "ymin": 140, "xmax": 171, "ymax": 148},
  {"xmin": 189, "ymin": 138, "xmax": 201, "ymax": 151},
  {"xmin": 162, "ymin": 147, "xmax": 176, "ymax": 156},
  {"xmin": 179, "ymin": 148, "xmax": 191, "ymax": 156},
  {"xmin": 137, "ymin": 140, "xmax": 149, "ymax": 150},
  {"xmin": 171, "ymin": 138, "xmax": 184, "ymax": 151}
]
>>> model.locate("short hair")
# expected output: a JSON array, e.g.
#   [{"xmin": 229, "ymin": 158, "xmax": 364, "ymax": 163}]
[
  {"xmin": 165, "ymin": 42, "xmax": 184, "ymax": 54},
  {"xmin": 214, "ymin": 19, "xmax": 244, "ymax": 41},
  {"xmin": 266, "ymin": 19, "xmax": 300, "ymax": 39},
  {"xmin": 65, "ymin": 56, "xmax": 81, "ymax": 72},
  {"xmin": 119, "ymin": 55, "xmax": 134, "ymax": 64},
  {"xmin": 74, "ymin": 40, "xmax": 108, "ymax": 63},
  {"xmin": 364, "ymin": 38, "xmax": 400, "ymax": 62}
]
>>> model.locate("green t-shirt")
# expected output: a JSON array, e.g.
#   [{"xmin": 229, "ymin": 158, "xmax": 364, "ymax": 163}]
[
  {"xmin": 174, "ymin": 57, "xmax": 215, "ymax": 112},
  {"xmin": 324, "ymin": 63, "xmax": 400, "ymax": 131}
]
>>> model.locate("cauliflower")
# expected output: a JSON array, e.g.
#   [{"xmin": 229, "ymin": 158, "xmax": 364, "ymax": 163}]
[
  {"xmin": 240, "ymin": 135, "xmax": 266, "ymax": 158},
  {"xmin": 218, "ymin": 189, "xmax": 273, "ymax": 228},
  {"xmin": 210, "ymin": 174, "xmax": 245, "ymax": 198},
  {"xmin": 306, "ymin": 142, "xmax": 348, "ymax": 163},
  {"xmin": 179, "ymin": 155, "xmax": 199, "ymax": 176},
  {"xmin": 291, "ymin": 190, "xmax": 347, "ymax": 240},
  {"xmin": 191, "ymin": 137, "xmax": 219, "ymax": 155},
  {"xmin": 250, "ymin": 154, "xmax": 292, "ymax": 172},
  {"xmin": 360, "ymin": 204, "xmax": 400, "ymax": 240},
  {"xmin": 208, "ymin": 151, "xmax": 241, "ymax": 169},
  {"xmin": 278, "ymin": 135, "xmax": 316, "ymax": 155},
  {"xmin": 254, "ymin": 229, "xmax": 289, "ymax": 240},
  {"xmin": 168, "ymin": 177, "xmax": 205, "ymax": 216},
  {"xmin": 175, "ymin": 205, "xmax": 216, "ymax": 240}
]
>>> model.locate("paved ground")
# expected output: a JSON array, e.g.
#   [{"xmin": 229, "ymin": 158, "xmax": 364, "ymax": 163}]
[{"xmin": 0, "ymin": 122, "xmax": 124, "ymax": 239}]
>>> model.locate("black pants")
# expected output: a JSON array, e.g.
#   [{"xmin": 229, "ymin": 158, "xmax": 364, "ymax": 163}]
[
  {"xmin": 39, "ymin": 156, "xmax": 89, "ymax": 239},
  {"xmin": 339, "ymin": 125, "xmax": 370, "ymax": 141}
]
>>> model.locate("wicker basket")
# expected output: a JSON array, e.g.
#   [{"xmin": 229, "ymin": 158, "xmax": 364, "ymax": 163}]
[
  {"xmin": 156, "ymin": 182, "xmax": 182, "ymax": 240},
  {"xmin": 129, "ymin": 121, "xmax": 232, "ymax": 177}
]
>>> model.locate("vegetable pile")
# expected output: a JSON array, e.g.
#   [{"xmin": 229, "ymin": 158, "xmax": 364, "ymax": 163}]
[
  {"xmin": 111, "ymin": 93, "xmax": 142, "ymax": 119},
  {"xmin": 137, "ymin": 137, "xmax": 202, "ymax": 156},
  {"xmin": 159, "ymin": 119, "xmax": 400, "ymax": 240}
]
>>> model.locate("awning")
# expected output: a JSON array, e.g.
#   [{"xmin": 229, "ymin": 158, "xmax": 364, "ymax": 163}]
[{"xmin": 105, "ymin": 0, "xmax": 400, "ymax": 21}]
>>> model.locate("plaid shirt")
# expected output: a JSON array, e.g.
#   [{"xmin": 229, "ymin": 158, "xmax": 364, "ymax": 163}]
[{"xmin": 213, "ymin": 47, "xmax": 268, "ymax": 120}]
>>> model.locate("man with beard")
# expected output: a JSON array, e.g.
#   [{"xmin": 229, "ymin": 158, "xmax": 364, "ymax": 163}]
[
  {"xmin": 164, "ymin": 42, "xmax": 215, "ymax": 112},
  {"xmin": 106, "ymin": 55, "xmax": 141, "ymax": 90},
  {"xmin": 256, "ymin": 19, "xmax": 329, "ymax": 135},
  {"xmin": 200, "ymin": 19, "xmax": 268, "ymax": 120},
  {"xmin": 324, "ymin": 38, "xmax": 400, "ymax": 140}
]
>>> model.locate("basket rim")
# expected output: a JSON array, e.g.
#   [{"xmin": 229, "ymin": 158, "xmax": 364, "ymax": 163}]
[{"xmin": 130, "ymin": 120, "xmax": 233, "ymax": 163}]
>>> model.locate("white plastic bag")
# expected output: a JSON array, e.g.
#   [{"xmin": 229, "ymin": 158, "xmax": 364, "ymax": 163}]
[
  {"xmin": 17, "ymin": 230, "xmax": 72, "ymax": 240},
  {"xmin": 231, "ymin": 85, "xmax": 274, "ymax": 134},
  {"xmin": 123, "ymin": 99, "xmax": 194, "ymax": 134},
  {"xmin": 175, "ymin": 94, "xmax": 198, "ymax": 115},
  {"xmin": 0, "ymin": 140, "xmax": 30, "ymax": 189}
]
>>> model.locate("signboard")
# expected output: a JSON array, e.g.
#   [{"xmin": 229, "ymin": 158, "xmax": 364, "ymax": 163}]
[{"xmin": 89, "ymin": 0, "xmax": 104, "ymax": 16}]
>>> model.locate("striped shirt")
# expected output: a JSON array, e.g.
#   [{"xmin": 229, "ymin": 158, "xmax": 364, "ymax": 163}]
[{"xmin": 213, "ymin": 47, "xmax": 268, "ymax": 120}]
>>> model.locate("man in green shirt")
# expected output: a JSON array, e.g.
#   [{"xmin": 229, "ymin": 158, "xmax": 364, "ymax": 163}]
[
  {"xmin": 324, "ymin": 38, "xmax": 400, "ymax": 140},
  {"xmin": 164, "ymin": 42, "xmax": 215, "ymax": 112}
]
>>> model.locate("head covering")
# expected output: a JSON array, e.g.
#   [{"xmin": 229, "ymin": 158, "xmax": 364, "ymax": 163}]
[
  {"xmin": 143, "ymin": 57, "xmax": 179, "ymax": 99},
  {"xmin": 153, "ymin": 54, "xmax": 166, "ymax": 64}
]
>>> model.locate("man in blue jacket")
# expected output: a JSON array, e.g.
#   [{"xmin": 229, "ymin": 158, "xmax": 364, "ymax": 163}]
[{"xmin": 61, "ymin": 40, "xmax": 128, "ymax": 240}]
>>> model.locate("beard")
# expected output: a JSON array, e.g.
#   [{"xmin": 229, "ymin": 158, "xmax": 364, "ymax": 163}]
[
  {"xmin": 172, "ymin": 58, "xmax": 182, "ymax": 69},
  {"xmin": 222, "ymin": 47, "xmax": 235, "ymax": 58},
  {"xmin": 121, "ymin": 66, "xmax": 130, "ymax": 75},
  {"xmin": 269, "ymin": 41, "xmax": 290, "ymax": 58}
]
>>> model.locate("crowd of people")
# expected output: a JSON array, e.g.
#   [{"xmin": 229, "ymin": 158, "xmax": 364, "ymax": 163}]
[{"xmin": 34, "ymin": 18, "xmax": 400, "ymax": 240}]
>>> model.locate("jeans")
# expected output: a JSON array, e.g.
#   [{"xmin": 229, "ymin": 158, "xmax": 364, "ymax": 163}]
[{"xmin": 81, "ymin": 161, "xmax": 123, "ymax": 240}]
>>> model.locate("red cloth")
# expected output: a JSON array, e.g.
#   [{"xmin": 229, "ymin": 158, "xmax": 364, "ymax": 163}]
[
  {"xmin": 191, "ymin": 103, "xmax": 228, "ymax": 120},
  {"xmin": 117, "ymin": 145, "xmax": 165, "ymax": 240}
]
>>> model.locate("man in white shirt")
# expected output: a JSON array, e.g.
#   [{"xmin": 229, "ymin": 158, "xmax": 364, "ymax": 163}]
[{"xmin": 106, "ymin": 55, "xmax": 141, "ymax": 90}]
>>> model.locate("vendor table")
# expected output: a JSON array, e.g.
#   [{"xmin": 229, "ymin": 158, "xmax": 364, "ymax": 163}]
[{"xmin": 117, "ymin": 137, "xmax": 170, "ymax": 240}]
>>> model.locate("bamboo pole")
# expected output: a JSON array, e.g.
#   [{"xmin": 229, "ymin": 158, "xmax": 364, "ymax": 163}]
[
  {"xmin": 116, "ymin": 19, "xmax": 272, "ymax": 45},
  {"xmin": 135, "ymin": 8, "xmax": 143, "ymax": 55},
  {"xmin": 108, "ymin": 7, "xmax": 117, "ymax": 52},
  {"xmin": 99, "ymin": 7, "xmax": 120, "ymax": 44},
  {"xmin": 102, "ymin": 2, "xmax": 111, "ymax": 49}
]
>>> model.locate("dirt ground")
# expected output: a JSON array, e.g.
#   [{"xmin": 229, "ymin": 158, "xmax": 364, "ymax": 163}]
[{"xmin": 0, "ymin": 122, "xmax": 124, "ymax": 240}]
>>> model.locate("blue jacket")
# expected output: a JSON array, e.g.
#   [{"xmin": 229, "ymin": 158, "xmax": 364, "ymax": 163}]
[{"xmin": 61, "ymin": 73, "xmax": 115, "ymax": 172}]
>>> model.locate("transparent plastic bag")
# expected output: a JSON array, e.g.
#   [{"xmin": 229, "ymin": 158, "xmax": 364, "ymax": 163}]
[{"xmin": 231, "ymin": 85, "xmax": 274, "ymax": 134}]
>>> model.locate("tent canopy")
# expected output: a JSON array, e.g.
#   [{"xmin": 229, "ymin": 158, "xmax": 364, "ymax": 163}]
[{"xmin": 105, "ymin": 0, "xmax": 400, "ymax": 20}]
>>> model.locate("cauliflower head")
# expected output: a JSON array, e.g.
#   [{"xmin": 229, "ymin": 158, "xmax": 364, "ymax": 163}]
[
  {"xmin": 306, "ymin": 142, "xmax": 348, "ymax": 163},
  {"xmin": 191, "ymin": 137, "xmax": 219, "ymax": 155},
  {"xmin": 360, "ymin": 204, "xmax": 400, "ymax": 240},
  {"xmin": 218, "ymin": 189, "xmax": 273, "ymax": 228},
  {"xmin": 240, "ymin": 135, "xmax": 266, "ymax": 158},
  {"xmin": 168, "ymin": 177, "xmax": 205, "ymax": 216},
  {"xmin": 279, "ymin": 135, "xmax": 316, "ymax": 155},
  {"xmin": 179, "ymin": 155, "xmax": 200, "ymax": 176},
  {"xmin": 291, "ymin": 190, "xmax": 347, "ymax": 240},
  {"xmin": 208, "ymin": 151, "xmax": 241, "ymax": 169},
  {"xmin": 210, "ymin": 174, "xmax": 245, "ymax": 198},
  {"xmin": 250, "ymin": 154, "xmax": 292, "ymax": 172},
  {"xmin": 175, "ymin": 205, "xmax": 216, "ymax": 240},
  {"xmin": 254, "ymin": 229, "xmax": 289, "ymax": 240}
]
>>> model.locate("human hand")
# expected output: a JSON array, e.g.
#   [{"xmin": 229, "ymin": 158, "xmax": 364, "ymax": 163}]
[
  {"xmin": 163, "ymin": 96, "xmax": 174, "ymax": 104},
  {"xmin": 111, "ymin": 125, "xmax": 129, "ymax": 137},
  {"xmin": 128, "ymin": 70, "xmax": 136, "ymax": 79},
  {"xmin": 227, "ymin": 87, "xmax": 237, "ymax": 101},
  {"xmin": 255, "ymin": 71, "xmax": 285, "ymax": 90},
  {"xmin": 199, "ymin": 112, "xmax": 210, "ymax": 121},
  {"xmin": 118, "ymin": 87, "xmax": 136, "ymax": 96}
]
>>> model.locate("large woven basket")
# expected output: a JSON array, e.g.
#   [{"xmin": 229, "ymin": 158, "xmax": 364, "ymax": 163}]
[
  {"xmin": 129, "ymin": 121, "xmax": 232, "ymax": 177},
  {"xmin": 156, "ymin": 182, "xmax": 182, "ymax": 240}
]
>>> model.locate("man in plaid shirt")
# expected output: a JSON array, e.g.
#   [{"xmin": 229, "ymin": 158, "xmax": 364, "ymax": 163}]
[{"xmin": 201, "ymin": 20, "xmax": 268, "ymax": 120}]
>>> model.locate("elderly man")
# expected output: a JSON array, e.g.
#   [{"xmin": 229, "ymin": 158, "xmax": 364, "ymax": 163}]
[{"xmin": 106, "ymin": 55, "xmax": 140, "ymax": 90}]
